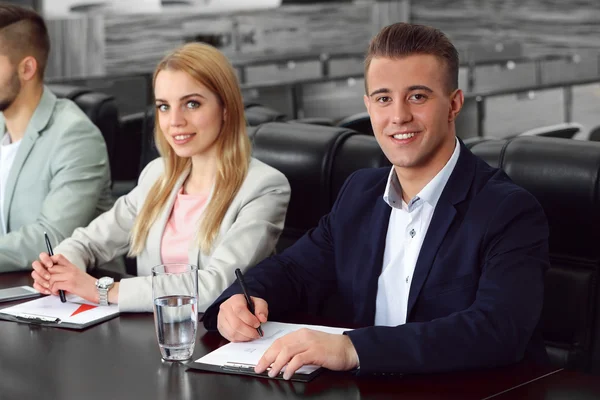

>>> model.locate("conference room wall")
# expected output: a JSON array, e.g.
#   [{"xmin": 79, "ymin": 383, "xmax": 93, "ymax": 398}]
[
  {"xmin": 484, "ymin": 89, "xmax": 565, "ymax": 138},
  {"xmin": 412, "ymin": 0, "xmax": 600, "ymax": 58}
]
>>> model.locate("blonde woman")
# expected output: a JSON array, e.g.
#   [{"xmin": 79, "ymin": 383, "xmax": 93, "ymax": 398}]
[{"xmin": 30, "ymin": 43, "xmax": 291, "ymax": 312}]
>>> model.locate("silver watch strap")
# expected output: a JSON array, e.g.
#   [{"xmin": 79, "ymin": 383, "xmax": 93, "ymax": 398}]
[{"xmin": 98, "ymin": 287, "xmax": 109, "ymax": 306}]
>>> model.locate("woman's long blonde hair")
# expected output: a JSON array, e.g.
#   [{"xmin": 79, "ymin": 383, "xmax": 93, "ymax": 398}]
[{"xmin": 129, "ymin": 43, "xmax": 251, "ymax": 256}]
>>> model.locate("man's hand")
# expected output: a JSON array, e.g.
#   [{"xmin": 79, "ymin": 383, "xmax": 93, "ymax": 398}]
[
  {"xmin": 217, "ymin": 294, "xmax": 268, "ymax": 342},
  {"xmin": 255, "ymin": 329, "xmax": 359, "ymax": 380}
]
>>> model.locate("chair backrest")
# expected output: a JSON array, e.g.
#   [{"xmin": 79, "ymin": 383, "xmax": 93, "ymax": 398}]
[
  {"xmin": 587, "ymin": 125, "xmax": 600, "ymax": 142},
  {"xmin": 470, "ymin": 136, "xmax": 600, "ymax": 372},
  {"xmin": 250, "ymin": 122, "xmax": 389, "ymax": 252},
  {"xmin": 47, "ymin": 84, "xmax": 120, "ymax": 182},
  {"xmin": 244, "ymin": 104, "xmax": 287, "ymax": 126},
  {"xmin": 518, "ymin": 122, "xmax": 583, "ymax": 139},
  {"xmin": 336, "ymin": 111, "xmax": 373, "ymax": 136}
]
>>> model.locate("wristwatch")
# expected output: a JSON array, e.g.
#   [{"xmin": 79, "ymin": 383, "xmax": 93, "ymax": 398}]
[{"xmin": 96, "ymin": 277, "xmax": 114, "ymax": 306}]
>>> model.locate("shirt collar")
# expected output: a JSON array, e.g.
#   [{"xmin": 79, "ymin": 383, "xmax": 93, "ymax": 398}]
[{"xmin": 383, "ymin": 137, "xmax": 461, "ymax": 210}]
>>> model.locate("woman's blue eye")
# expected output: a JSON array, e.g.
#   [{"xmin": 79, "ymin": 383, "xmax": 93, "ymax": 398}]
[
  {"xmin": 156, "ymin": 104, "xmax": 168, "ymax": 112},
  {"xmin": 186, "ymin": 101, "xmax": 200, "ymax": 109}
]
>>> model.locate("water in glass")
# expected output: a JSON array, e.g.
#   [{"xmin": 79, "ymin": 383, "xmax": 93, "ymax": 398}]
[{"xmin": 153, "ymin": 294, "xmax": 197, "ymax": 361}]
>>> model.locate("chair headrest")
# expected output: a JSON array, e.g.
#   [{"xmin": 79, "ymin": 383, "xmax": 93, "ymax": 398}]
[
  {"xmin": 251, "ymin": 122, "xmax": 354, "ymax": 232},
  {"xmin": 473, "ymin": 136, "xmax": 600, "ymax": 260}
]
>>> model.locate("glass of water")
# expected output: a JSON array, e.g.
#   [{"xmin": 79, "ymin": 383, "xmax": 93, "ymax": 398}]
[{"xmin": 152, "ymin": 263, "xmax": 199, "ymax": 361}]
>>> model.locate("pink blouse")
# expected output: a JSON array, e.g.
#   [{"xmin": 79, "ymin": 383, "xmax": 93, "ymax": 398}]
[{"xmin": 160, "ymin": 187, "xmax": 209, "ymax": 264}]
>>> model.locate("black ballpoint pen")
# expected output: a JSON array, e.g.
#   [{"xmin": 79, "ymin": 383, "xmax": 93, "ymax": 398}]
[
  {"xmin": 44, "ymin": 232, "xmax": 66, "ymax": 303},
  {"xmin": 235, "ymin": 268, "xmax": 263, "ymax": 337}
]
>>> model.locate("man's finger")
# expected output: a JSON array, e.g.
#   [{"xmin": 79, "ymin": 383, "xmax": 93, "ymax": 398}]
[
  {"xmin": 266, "ymin": 343, "xmax": 303, "ymax": 378},
  {"xmin": 283, "ymin": 353, "xmax": 309, "ymax": 380},
  {"xmin": 251, "ymin": 297, "xmax": 269, "ymax": 322},
  {"xmin": 222, "ymin": 312, "xmax": 259, "ymax": 342},
  {"xmin": 232, "ymin": 303, "xmax": 263, "ymax": 329}
]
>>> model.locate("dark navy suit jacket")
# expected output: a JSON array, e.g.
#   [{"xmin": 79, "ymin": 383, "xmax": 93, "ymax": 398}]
[{"xmin": 204, "ymin": 142, "xmax": 550, "ymax": 375}]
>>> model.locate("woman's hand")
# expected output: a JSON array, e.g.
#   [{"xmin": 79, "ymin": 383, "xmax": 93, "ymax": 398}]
[
  {"xmin": 31, "ymin": 252, "xmax": 57, "ymax": 295},
  {"xmin": 32, "ymin": 253, "xmax": 98, "ymax": 304}
]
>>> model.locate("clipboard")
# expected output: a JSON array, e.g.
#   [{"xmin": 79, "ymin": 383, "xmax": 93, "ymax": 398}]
[
  {"xmin": 0, "ymin": 294, "xmax": 119, "ymax": 330},
  {"xmin": 186, "ymin": 360, "xmax": 323, "ymax": 382},
  {"xmin": 186, "ymin": 321, "xmax": 351, "ymax": 382}
]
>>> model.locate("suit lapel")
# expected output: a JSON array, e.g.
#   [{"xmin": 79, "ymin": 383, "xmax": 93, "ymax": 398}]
[
  {"xmin": 2, "ymin": 87, "xmax": 56, "ymax": 224},
  {"xmin": 361, "ymin": 195, "xmax": 392, "ymax": 324},
  {"xmin": 406, "ymin": 142, "xmax": 477, "ymax": 318}
]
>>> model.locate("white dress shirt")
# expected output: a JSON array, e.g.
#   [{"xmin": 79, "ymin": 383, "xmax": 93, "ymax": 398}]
[
  {"xmin": 375, "ymin": 138, "xmax": 461, "ymax": 326},
  {"xmin": 0, "ymin": 133, "xmax": 22, "ymax": 235}
]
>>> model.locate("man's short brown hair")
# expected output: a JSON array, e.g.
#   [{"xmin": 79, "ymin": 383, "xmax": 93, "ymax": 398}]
[
  {"xmin": 0, "ymin": 4, "xmax": 50, "ymax": 79},
  {"xmin": 365, "ymin": 23, "xmax": 459, "ymax": 93}
]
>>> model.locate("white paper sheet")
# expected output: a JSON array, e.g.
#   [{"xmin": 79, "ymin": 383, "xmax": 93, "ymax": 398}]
[
  {"xmin": 196, "ymin": 321, "xmax": 351, "ymax": 375},
  {"xmin": 0, "ymin": 294, "xmax": 119, "ymax": 325}
]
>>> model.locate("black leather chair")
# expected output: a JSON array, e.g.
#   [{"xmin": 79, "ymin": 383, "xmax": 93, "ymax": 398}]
[
  {"xmin": 470, "ymin": 136, "xmax": 600, "ymax": 372},
  {"xmin": 47, "ymin": 84, "xmax": 120, "ymax": 183},
  {"xmin": 462, "ymin": 137, "xmax": 493, "ymax": 150},
  {"xmin": 250, "ymin": 122, "xmax": 355, "ymax": 252},
  {"xmin": 589, "ymin": 125, "xmax": 600, "ymax": 142},
  {"xmin": 244, "ymin": 104, "xmax": 287, "ymax": 126},
  {"xmin": 330, "ymin": 133, "xmax": 390, "ymax": 204},
  {"xmin": 516, "ymin": 122, "xmax": 583, "ymax": 139},
  {"xmin": 336, "ymin": 111, "xmax": 373, "ymax": 136}
]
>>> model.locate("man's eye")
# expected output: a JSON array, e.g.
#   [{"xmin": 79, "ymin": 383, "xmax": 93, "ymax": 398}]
[
  {"xmin": 377, "ymin": 96, "xmax": 391, "ymax": 103},
  {"xmin": 410, "ymin": 94, "xmax": 427, "ymax": 101}
]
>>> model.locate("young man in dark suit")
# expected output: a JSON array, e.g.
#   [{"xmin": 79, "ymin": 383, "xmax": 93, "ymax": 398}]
[{"xmin": 203, "ymin": 23, "xmax": 550, "ymax": 379}]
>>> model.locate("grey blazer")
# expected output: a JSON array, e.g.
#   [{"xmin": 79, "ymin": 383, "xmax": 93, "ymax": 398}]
[
  {"xmin": 0, "ymin": 86, "xmax": 113, "ymax": 272},
  {"xmin": 55, "ymin": 157, "xmax": 291, "ymax": 312}
]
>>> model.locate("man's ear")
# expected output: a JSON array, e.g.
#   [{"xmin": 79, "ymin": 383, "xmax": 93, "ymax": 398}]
[
  {"xmin": 363, "ymin": 94, "xmax": 370, "ymax": 114},
  {"xmin": 19, "ymin": 56, "xmax": 38, "ymax": 81},
  {"xmin": 448, "ymin": 88, "xmax": 464, "ymax": 122}
]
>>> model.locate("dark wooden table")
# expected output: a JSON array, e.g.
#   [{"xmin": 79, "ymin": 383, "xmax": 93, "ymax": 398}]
[{"xmin": 1, "ymin": 272, "xmax": 598, "ymax": 400}]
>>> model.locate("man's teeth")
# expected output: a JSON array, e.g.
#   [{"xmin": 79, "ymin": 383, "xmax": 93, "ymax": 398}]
[
  {"xmin": 174, "ymin": 134, "xmax": 193, "ymax": 140},
  {"xmin": 393, "ymin": 132, "xmax": 416, "ymax": 140}
]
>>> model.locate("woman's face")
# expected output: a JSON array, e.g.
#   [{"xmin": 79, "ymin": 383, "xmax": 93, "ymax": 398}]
[{"xmin": 154, "ymin": 69, "xmax": 224, "ymax": 159}]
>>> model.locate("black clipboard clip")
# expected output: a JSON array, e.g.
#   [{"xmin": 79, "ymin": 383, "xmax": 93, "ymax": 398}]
[
  {"xmin": 15, "ymin": 313, "xmax": 61, "ymax": 325},
  {"xmin": 221, "ymin": 362, "xmax": 283, "ymax": 377}
]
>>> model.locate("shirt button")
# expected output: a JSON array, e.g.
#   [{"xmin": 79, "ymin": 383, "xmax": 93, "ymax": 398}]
[
  {"xmin": 409, "ymin": 228, "xmax": 416, "ymax": 238},
  {"xmin": 406, "ymin": 276, "xmax": 409, "ymax": 283}
]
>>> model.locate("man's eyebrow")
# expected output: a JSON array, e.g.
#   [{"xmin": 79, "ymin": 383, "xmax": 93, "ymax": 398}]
[
  {"xmin": 368, "ymin": 85, "xmax": 434, "ymax": 97},
  {"xmin": 408, "ymin": 85, "xmax": 433, "ymax": 93},
  {"xmin": 368, "ymin": 88, "xmax": 390, "ymax": 97}
]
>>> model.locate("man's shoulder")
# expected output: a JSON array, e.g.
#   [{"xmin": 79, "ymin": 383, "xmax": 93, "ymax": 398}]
[
  {"xmin": 469, "ymin": 162, "xmax": 543, "ymax": 219},
  {"xmin": 47, "ymin": 98, "xmax": 102, "ymax": 137}
]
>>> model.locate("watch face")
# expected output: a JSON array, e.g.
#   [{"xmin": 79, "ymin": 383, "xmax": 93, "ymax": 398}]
[{"xmin": 98, "ymin": 277, "xmax": 114, "ymax": 288}]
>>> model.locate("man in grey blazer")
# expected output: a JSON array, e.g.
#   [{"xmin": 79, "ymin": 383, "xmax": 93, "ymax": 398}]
[{"xmin": 0, "ymin": 4, "xmax": 112, "ymax": 272}]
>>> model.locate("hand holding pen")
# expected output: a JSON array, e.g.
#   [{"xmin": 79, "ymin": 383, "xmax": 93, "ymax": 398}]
[
  {"xmin": 235, "ymin": 268, "xmax": 264, "ymax": 337},
  {"xmin": 44, "ymin": 232, "xmax": 67, "ymax": 303}
]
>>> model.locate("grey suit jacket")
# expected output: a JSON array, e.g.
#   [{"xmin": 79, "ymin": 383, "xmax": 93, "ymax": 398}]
[
  {"xmin": 55, "ymin": 157, "xmax": 291, "ymax": 312},
  {"xmin": 0, "ymin": 86, "xmax": 113, "ymax": 272}
]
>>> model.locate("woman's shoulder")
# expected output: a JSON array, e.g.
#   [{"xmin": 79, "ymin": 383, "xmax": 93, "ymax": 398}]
[
  {"xmin": 246, "ymin": 157, "xmax": 289, "ymax": 187},
  {"xmin": 138, "ymin": 158, "xmax": 166, "ymax": 184}
]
